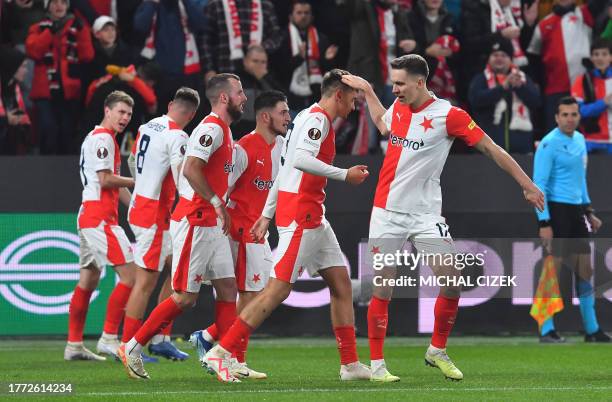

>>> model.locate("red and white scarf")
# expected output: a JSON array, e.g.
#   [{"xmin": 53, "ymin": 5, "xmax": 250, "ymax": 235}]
[
  {"xmin": 141, "ymin": 0, "xmax": 200, "ymax": 74},
  {"xmin": 376, "ymin": 6, "xmax": 396, "ymax": 85},
  {"xmin": 350, "ymin": 98, "xmax": 369, "ymax": 155},
  {"xmin": 484, "ymin": 63, "xmax": 532, "ymax": 131},
  {"xmin": 0, "ymin": 84, "xmax": 31, "ymax": 125},
  {"xmin": 489, "ymin": 0, "xmax": 527, "ymax": 66},
  {"xmin": 428, "ymin": 35, "xmax": 460, "ymax": 101},
  {"xmin": 222, "ymin": 0, "xmax": 263, "ymax": 61},
  {"xmin": 288, "ymin": 23, "xmax": 322, "ymax": 97}
]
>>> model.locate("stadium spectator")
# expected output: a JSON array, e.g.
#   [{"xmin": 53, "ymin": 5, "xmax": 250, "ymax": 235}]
[
  {"xmin": 527, "ymin": 0, "xmax": 607, "ymax": 131},
  {"xmin": 571, "ymin": 39, "xmax": 612, "ymax": 152},
  {"xmin": 0, "ymin": 45, "xmax": 33, "ymax": 155},
  {"xmin": 25, "ymin": 0, "xmax": 94, "ymax": 154},
  {"xmin": 82, "ymin": 63, "xmax": 159, "ymax": 151},
  {"xmin": 1, "ymin": 0, "xmax": 46, "ymax": 46},
  {"xmin": 201, "ymin": 0, "xmax": 282, "ymax": 81},
  {"xmin": 0, "ymin": 0, "xmax": 45, "ymax": 109},
  {"xmin": 83, "ymin": 15, "xmax": 134, "ymax": 91},
  {"xmin": 533, "ymin": 96, "xmax": 611, "ymax": 343},
  {"xmin": 461, "ymin": 0, "xmax": 539, "ymax": 98},
  {"xmin": 272, "ymin": 0, "xmax": 338, "ymax": 112},
  {"xmin": 234, "ymin": 44, "xmax": 283, "ymax": 138},
  {"xmin": 345, "ymin": 0, "xmax": 415, "ymax": 153},
  {"xmin": 133, "ymin": 0, "xmax": 206, "ymax": 115},
  {"xmin": 71, "ymin": 0, "xmax": 141, "ymax": 45},
  {"xmin": 407, "ymin": 0, "xmax": 460, "ymax": 103},
  {"xmin": 469, "ymin": 38, "xmax": 540, "ymax": 153}
]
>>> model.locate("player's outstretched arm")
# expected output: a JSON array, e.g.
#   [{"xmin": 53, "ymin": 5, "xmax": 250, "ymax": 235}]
[
  {"xmin": 474, "ymin": 135, "xmax": 545, "ymax": 211},
  {"xmin": 341, "ymin": 74, "xmax": 389, "ymax": 136},
  {"xmin": 183, "ymin": 156, "xmax": 231, "ymax": 235},
  {"xmin": 97, "ymin": 170, "xmax": 134, "ymax": 189}
]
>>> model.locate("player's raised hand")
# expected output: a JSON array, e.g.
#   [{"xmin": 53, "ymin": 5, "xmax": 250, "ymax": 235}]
[
  {"xmin": 341, "ymin": 74, "xmax": 372, "ymax": 92},
  {"xmin": 250, "ymin": 216, "xmax": 271, "ymax": 243},
  {"xmin": 346, "ymin": 165, "xmax": 369, "ymax": 186},
  {"xmin": 215, "ymin": 204, "xmax": 231, "ymax": 235},
  {"xmin": 523, "ymin": 183, "xmax": 545, "ymax": 211}
]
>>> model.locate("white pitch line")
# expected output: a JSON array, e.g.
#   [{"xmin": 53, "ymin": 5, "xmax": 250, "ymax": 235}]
[{"xmin": 81, "ymin": 386, "xmax": 612, "ymax": 397}]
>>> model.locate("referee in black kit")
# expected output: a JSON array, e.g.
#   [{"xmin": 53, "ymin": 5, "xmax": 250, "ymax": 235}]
[{"xmin": 533, "ymin": 96, "xmax": 610, "ymax": 343}]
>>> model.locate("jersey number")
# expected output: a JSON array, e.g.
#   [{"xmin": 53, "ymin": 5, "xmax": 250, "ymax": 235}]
[{"xmin": 136, "ymin": 134, "xmax": 151, "ymax": 174}]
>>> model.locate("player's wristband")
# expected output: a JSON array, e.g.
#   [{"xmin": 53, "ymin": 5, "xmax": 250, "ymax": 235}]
[
  {"xmin": 210, "ymin": 195, "xmax": 223, "ymax": 208},
  {"xmin": 538, "ymin": 220, "xmax": 551, "ymax": 228}
]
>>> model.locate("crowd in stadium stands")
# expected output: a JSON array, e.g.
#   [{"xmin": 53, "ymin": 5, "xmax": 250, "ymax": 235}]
[{"xmin": 0, "ymin": 0, "xmax": 610, "ymax": 155}]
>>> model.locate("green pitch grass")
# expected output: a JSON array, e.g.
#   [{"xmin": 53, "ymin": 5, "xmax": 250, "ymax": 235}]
[{"xmin": 1, "ymin": 337, "xmax": 611, "ymax": 401}]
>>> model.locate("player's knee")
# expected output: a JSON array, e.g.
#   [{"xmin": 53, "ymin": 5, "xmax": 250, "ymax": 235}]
[
  {"xmin": 78, "ymin": 267, "xmax": 100, "ymax": 290},
  {"xmin": 171, "ymin": 292, "xmax": 197, "ymax": 310},
  {"xmin": 115, "ymin": 263, "xmax": 136, "ymax": 286},
  {"xmin": 329, "ymin": 275, "xmax": 352, "ymax": 300},
  {"xmin": 214, "ymin": 278, "xmax": 238, "ymax": 302}
]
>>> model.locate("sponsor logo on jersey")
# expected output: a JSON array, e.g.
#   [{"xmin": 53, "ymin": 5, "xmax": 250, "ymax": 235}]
[
  {"xmin": 308, "ymin": 128, "xmax": 322, "ymax": 141},
  {"xmin": 200, "ymin": 134, "xmax": 213, "ymax": 147},
  {"xmin": 253, "ymin": 176, "xmax": 274, "ymax": 190},
  {"xmin": 97, "ymin": 147, "xmax": 109, "ymax": 159},
  {"xmin": 180, "ymin": 145, "xmax": 186, "ymax": 155},
  {"xmin": 389, "ymin": 134, "xmax": 425, "ymax": 150}
]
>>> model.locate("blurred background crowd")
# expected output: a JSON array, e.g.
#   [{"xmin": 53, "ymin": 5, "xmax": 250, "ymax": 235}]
[{"xmin": 0, "ymin": 0, "xmax": 610, "ymax": 156}]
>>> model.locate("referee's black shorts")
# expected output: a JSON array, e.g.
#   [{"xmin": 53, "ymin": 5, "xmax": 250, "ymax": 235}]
[{"xmin": 548, "ymin": 201, "xmax": 591, "ymax": 258}]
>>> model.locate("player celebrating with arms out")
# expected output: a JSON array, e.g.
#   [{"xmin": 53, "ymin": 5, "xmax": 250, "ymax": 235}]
[
  {"xmin": 66, "ymin": 91, "xmax": 137, "ymax": 361},
  {"xmin": 341, "ymin": 55, "xmax": 544, "ymax": 382},
  {"xmin": 119, "ymin": 74, "xmax": 247, "ymax": 380},
  {"xmin": 122, "ymin": 87, "xmax": 201, "ymax": 362},
  {"xmin": 204, "ymin": 69, "xmax": 371, "ymax": 383},
  {"xmin": 190, "ymin": 90, "xmax": 291, "ymax": 379}
]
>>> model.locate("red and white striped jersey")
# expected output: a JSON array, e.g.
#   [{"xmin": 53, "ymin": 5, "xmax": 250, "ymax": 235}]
[
  {"xmin": 227, "ymin": 132, "xmax": 284, "ymax": 240},
  {"xmin": 78, "ymin": 126, "xmax": 121, "ymax": 228},
  {"xmin": 527, "ymin": 5, "xmax": 593, "ymax": 95},
  {"xmin": 128, "ymin": 115, "xmax": 188, "ymax": 230},
  {"xmin": 275, "ymin": 104, "xmax": 336, "ymax": 228},
  {"xmin": 374, "ymin": 97, "xmax": 485, "ymax": 215},
  {"xmin": 172, "ymin": 113, "xmax": 234, "ymax": 227}
]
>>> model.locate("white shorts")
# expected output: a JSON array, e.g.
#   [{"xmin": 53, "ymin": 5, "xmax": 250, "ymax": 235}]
[
  {"xmin": 368, "ymin": 206, "xmax": 456, "ymax": 257},
  {"xmin": 170, "ymin": 217, "xmax": 234, "ymax": 293},
  {"xmin": 79, "ymin": 223, "xmax": 134, "ymax": 270},
  {"xmin": 131, "ymin": 224, "xmax": 172, "ymax": 272},
  {"xmin": 271, "ymin": 219, "xmax": 345, "ymax": 284},
  {"xmin": 229, "ymin": 238, "xmax": 272, "ymax": 292}
]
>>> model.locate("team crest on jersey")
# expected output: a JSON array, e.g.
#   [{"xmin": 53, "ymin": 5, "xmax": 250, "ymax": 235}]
[
  {"xmin": 224, "ymin": 161, "xmax": 234, "ymax": 174},
  {"xmin": 199, "ymin": 134, "xmax": 213, "ymax": 147},
  {"xmin": 308, "ymin": 128, "xmax": 322, "ymax": 141},
  {"xmin": 97, "ymin": 147, "xmax": 109, "ymax": 159},
  {"xmin": 468, "ymin": 120, "xmax": 476, "ymax": 130}
]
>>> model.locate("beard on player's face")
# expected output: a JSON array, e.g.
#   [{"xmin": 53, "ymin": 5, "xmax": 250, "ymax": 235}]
[
  {"xmin": 227, "ymin": 98, "xmax": 244, "ymax": 121},
  {"xmin": 268, "ymin": 118, "xmax": 286, "ymax": 136}
]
